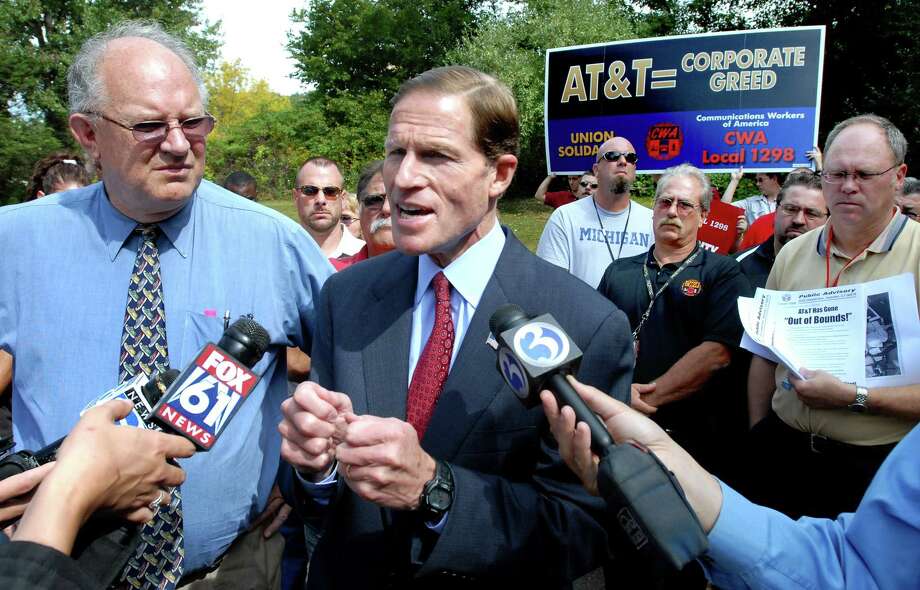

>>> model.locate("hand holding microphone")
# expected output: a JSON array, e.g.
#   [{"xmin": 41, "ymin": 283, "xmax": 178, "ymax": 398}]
[
  {"xmin": 8, "ymin": 400, "xmax": 195, "ymax": 555},
  {"xmin": 490, "ymin": 304, "xmax": 708, "ymax": 573}
]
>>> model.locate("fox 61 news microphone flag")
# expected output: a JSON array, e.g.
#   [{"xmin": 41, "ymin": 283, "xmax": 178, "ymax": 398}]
[
  {"xmin": 489, "ymin": 304, "xmax": 708, "ymax": 573},
  {"xmin": 0, "ymin": 370, "xmax": 180, "ymax": 483},
  {"xmin": 152, "ymin": 317, "xmax": 271, "ymax": 450}
]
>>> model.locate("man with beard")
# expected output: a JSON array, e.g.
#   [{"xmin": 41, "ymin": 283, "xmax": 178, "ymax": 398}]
[
  {"xmin": 293, "ymin": 157, "xmax": 365, "ymax": 258},
  {"xmin": 735, "ymin": 172, "xmax": 829, "ymax": 289},
  {"xmin": 537, "ymin": 136, "xmax": 654, "ymax": 287},
  {"xmin": 331, "ymin": 160, "xmax": 395, "ymax": 269},
  {"xmin": 597, "ymin": 164, "xmax": 750, "ymax": 480}
]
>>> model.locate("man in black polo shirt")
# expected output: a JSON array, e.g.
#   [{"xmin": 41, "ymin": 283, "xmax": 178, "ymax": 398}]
[
  {"xmin": 736, "ymin": 172, "xmax": 828, "ymax": 289},
  {"xmin": 598, "ymin": 163, "xmax": 751, "ymax": 480}
]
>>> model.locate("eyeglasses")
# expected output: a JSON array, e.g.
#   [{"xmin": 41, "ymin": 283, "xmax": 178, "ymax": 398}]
[
  {"xmin": 901, "ymin": 208, "xmax": 918, "ymax": 220},
  {"xmin": 297, "ymin": 185, "xmax": 342, "ymax": 198},
  {"xmin": 90, "ymin": 112, "xmax": 215, "ymax": 144},
  {"xmin": 360, "ymin": 193, "xmax": 386, "ymax": 211},
  {"xmin": 654, "ymin": 196, "xmax": 700, "ymax": 215},
  {"xmin": 821, "ymin": 163, "xmax": 901, "ymax": 184},
  {"xmin": 601, "ymin": 151, "xmax": 638, "ymax": 164},
  {"xmin": 778, "ymin": 203, "xmax": 828, "ymax": 221},
  {"xmin": 341, "ymin": 215, "xmax": 356, "ymax": 225},
  {"xmin": 579, "ymin": 181, "xmax": 599, "ymax": 189}
]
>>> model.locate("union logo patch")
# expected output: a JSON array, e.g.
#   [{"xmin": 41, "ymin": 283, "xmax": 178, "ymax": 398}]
[
  {"xmin": 681, "ymin": 279, "xmax": 702, "ymax": 296},
  {"xmin": 645, "ymin": 123, "xmax": 683, "ymax": 161}
]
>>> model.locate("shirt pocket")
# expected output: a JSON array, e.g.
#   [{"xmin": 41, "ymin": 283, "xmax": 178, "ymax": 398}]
[{"xmin": 177, "ymin": 310, "xmax": 226, "ymax": 369}]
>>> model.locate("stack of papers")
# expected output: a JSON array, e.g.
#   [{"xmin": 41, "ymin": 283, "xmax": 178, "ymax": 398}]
[{"xmin": 737, "ymin": 273, "xmax": 920, "ymax": 387}]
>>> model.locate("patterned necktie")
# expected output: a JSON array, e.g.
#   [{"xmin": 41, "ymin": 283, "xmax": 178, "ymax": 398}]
[
  {"xmin": 407, "ymin": 272, "xmax": 454, "ymax": 439},
  {"xmin": 120, "ymin": 225, "xmax": 184, "ymax": 590}
]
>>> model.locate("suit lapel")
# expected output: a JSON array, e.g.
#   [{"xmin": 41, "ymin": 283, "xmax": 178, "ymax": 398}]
[
  {"xmin": 421, "ymin": 231, "xmax": 523, "ymax": 460},
  {"xmin": 361, "ymin": 254, "xmax": 416, "ymax": 420}
]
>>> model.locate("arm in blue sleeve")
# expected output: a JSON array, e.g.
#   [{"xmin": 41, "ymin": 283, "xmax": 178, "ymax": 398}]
[{"xmin": 702, "ymin": 425, "xmax": 920, "ymax": 590}]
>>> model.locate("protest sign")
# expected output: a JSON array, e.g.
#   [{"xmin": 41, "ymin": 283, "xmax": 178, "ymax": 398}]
[
  {"xmin": 698, "ymin": 199, "xmax": 744, "ymax": 254},
  {"xmin": 545, "ymin": 26, "xmax": 825, "ymax": 174}
]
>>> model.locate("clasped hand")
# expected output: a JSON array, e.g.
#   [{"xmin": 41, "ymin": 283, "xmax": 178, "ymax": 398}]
[{"xmin": 279, "ymin": 382, "xmax": 436, "ymax": 510}]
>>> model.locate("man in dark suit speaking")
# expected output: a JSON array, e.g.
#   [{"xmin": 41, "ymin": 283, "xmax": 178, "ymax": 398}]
[{"xmin": 278, "ymin": 65, "xmax": 634, "ymax": 588}]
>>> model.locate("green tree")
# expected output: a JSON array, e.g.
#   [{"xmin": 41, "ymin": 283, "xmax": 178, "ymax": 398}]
[
  {"xmin": 206, "ymin": 90, "xmax": 390, "ymax": 200},
  {"xmin": 205, "ymin": 60, "xmax": 289, "ymax": 140},
  {"xmin": 0, "ymin": 0, "xmax": 220, "ymax": 203},
  {"xmin": 287, "ymin": 0, "xmax": 489, "ymax": 96},
  {"xmin": 446, "ymin": 0, "xmax": 639, "ymax": 194}
]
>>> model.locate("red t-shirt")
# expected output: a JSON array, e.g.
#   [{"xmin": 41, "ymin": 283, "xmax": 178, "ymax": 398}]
[
  {"xmin": 544, "ymin": 190, "xmax": 577, "ymax": 209},
  {"xmin": 739, "ymin": 212, "xmax": 775, "ymax": 250},
  {"xmin": 330, "ymin": 246, "xmax": 369, "ymax": 271}
]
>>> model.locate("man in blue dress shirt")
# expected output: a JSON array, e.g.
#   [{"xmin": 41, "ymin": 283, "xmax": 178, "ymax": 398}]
[
  {"xmin": 544, "ymin": 377, "xmax": 920, "ymax": 589},
  {"xmin": 0, "ymin": 21, "xmax": 332, "ymax": 587}
]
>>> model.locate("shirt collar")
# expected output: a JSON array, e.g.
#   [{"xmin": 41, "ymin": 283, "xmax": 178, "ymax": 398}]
[
  {"xmin": 644, "ymin": 242, "xmax": 703, "ymax": 268},
  {"xmin": 415, "ymin": 220, "xmax": 505, "ymax": 308},
  {"xmin": 97, "ymin": 182, "xmax": 194, "ymax": 261},
  {"xmin": 816, "ymin": 208, "xmax": 908, "ymax": 257}
]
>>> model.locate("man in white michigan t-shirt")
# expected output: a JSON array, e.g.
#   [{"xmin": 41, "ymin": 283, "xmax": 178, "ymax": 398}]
[{"xmin": 537, "ymin": 136, "xmax": 654, "ymax": 287}]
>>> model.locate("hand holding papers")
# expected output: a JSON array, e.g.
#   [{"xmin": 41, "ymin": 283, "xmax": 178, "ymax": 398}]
[{"xmin": 738, "ymin": 273, "xmax": 920, "ymax": 388}]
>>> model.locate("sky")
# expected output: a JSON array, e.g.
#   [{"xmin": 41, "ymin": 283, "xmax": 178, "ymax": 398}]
[{"xmin": 200, "ymin": 0, "xmax": 306, "ymax": 96}]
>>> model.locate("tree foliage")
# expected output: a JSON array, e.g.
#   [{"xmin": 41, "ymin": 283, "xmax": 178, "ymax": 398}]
[
  {"xmin": 205, "ymin": 60, "xmax": 289, "ymax": 139},
  {"xmin": 446, "ymin": 0, "xmax": 639, "ymax": 193},
  {"xmin": 206, "ymin": 90, "xmax": 390, "ymax": 200},
  {"xmin": 0, "ymin": 0, "xmax": 219, "ymax": 203},
  {"xmin": 287, "ymin": 0, "xmax": 489, "ymax": 96}
]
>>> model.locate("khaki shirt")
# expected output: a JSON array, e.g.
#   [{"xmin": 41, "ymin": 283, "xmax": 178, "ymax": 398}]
[{"xmin": 765, "ymin": 211, "xmax": 920, "ymax": 445}]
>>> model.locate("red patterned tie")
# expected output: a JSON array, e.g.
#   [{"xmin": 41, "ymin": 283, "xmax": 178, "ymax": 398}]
[{"xmin": 407, "ymin": 272, "xmax": 454, "ymax": 438}]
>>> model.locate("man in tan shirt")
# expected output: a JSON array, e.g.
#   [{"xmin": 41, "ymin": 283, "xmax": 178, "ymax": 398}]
[{"xmin": 745, "ymin": 114, "xmax": 919, "ymax": 519}]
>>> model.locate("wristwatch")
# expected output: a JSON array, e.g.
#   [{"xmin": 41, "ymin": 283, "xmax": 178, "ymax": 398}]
[
  {"xmin": 848, "ymin": 385, "xmax": 870, "ymax": 413},
  {"xmin": 419, "ymin": 460, "xmax": 454, "ymax": 522}
]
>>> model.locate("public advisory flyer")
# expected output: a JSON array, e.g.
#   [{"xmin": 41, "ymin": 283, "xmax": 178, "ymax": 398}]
[{"xmin": 544, "ymin": 26, "xmax": 825, "ymax": 174}]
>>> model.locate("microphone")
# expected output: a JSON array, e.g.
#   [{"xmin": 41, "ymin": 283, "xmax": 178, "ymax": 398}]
[
  {"xmin": 489, "ymin": 304, "xmax": 612, "ymax": 454},
  {"xmin": 489, "ymin": 304, "xmax": 708, "ymax": 573},
  {"xmin": 0, "ymin": 370, "xmax": 180, "ymax": 482},
  {"xmin": 152, "ymin": 317, "xmax": 270, "ymax": 450}
]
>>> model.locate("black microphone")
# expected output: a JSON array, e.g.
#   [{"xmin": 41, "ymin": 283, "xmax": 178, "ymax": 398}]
[
  {"xmin": 151, "ymin": 317, "xmax": 270, "ymax": 450},
  {"xmin": 489, "ymin": 304, "xmax": 708, "ymax": 573},
  {"xmin": 489, "ymin": 304, "xmax": 612, "ymax": 454},
  {"xmin": 0, "ymin": 370, "xmax": 180, "ymax": 482}
]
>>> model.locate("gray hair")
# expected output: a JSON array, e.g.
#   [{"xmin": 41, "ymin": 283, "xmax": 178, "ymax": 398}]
[
  {"xmin": 655, "ymin": 163, "xmax": 712, "ymax": 211},
  {"xmin": 824, "ymin": 114, "xmax": 907, "ymax": 165},
  {"xmin": 902, "ymin": 176, "xmax": 920, "ymax": 196},
  {"xmin": 68, "ymin": 20, "xmax": 208, "ymax": 114}
]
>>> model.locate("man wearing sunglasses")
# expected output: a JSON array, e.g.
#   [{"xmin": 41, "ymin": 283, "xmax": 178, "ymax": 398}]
[
  {"xmin": 331, "ymin": 160, "xmax": 395, "ymax": 271},
  {"xmin": 293, "ymin": 157, "xmax": 365, "ymax": 259},
  {"xmin": 533, "ymin": 172, "xmax": 595, "ymax": 208},
  {"xmin": 746, "ymin": 114, "xmax": 920, "ymax": 521},
  {"xmin": 0, "ymin": 21, "xmax": 332, "ymax": 589},
  {"xmin": 537, "ymin": 137, "xmax": 654, "ymax": 287}
]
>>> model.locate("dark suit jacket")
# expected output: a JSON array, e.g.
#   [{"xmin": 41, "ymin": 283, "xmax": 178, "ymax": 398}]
[{"xmin": 283, "ymin": 229, "xmax": 634, "ymax": 589}]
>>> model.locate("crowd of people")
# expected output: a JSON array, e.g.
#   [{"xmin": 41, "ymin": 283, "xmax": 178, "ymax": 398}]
[{"xmin": 0, "ymin": 18, "xmax": 918, "ymax": 590}]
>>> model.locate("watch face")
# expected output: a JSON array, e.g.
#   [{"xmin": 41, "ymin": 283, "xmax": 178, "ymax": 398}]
[{"xmin": 429, "ymin": 487, "xmax": 451, "ymax": 511}]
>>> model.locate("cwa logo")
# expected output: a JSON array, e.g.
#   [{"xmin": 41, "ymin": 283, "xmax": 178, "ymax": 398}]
[
  {"xmin": 156, "ymin": 344, "xmax": 257, "ymax": 449},
  {"xmin": 512, "ymin": 322, "xmax": 570, "ymax": 367},
  {"xmin": 645, "ymin": 123, "xmax": 683, "ymax": 161}
]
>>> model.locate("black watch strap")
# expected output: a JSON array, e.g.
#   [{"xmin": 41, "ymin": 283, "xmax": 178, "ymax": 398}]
[{"xmin": 419, "ymin": 460, "xmax": 454, "ymax": 522}]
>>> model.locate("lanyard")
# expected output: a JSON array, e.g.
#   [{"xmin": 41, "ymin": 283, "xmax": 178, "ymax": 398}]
[
  {"xmin": 593, "ymin": 197, "xmax": 631, "ymax": 262},
  {"xmin": 824, "ymin": 224, "xmax": 871, "ymax": 288},
  {"xmin": 632, "ymin": 246, "xmax": 701, "ymax": 343}
]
